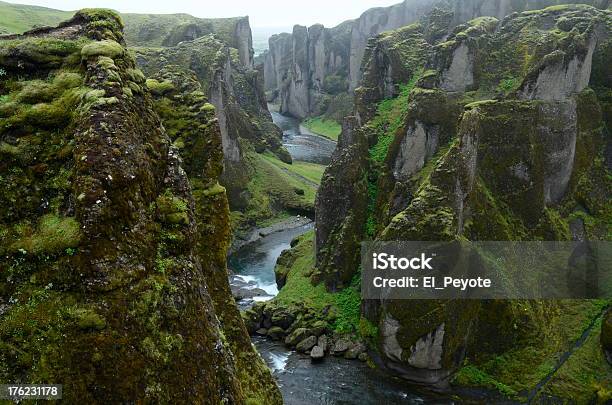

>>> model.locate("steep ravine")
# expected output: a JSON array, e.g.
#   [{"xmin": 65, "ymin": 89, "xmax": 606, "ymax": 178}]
[{"xmin": 228, "ymin": 111, "xmax": 448, "ymax": 403}]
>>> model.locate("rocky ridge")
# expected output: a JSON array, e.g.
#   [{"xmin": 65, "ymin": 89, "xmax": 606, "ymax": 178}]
[{"xmin": 263, "ymin": 0, "xmax": 610, "ymax": 121}]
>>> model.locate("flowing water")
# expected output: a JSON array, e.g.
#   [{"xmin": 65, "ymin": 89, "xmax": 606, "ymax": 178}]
[
  {"xmin": 270, "ymin": 108, "xmax": 336, "ymax": 165},
  {"xmin": 227, "ymin": 111, "xmax": 449, "ymax": 404}
]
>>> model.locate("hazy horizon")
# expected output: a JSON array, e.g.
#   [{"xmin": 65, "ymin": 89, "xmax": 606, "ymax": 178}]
[{"xmin": 4, "ymin": 0, "xmax": 403, "ymax": 28}]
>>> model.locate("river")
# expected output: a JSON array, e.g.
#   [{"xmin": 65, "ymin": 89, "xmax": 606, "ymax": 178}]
[
  {"xmin": 270, "ymin": 108, "xmax": 336, "ymax": 165},
  {"xmin": 227, "ymin": 111, "xmax": 447, "ymax": 404}
]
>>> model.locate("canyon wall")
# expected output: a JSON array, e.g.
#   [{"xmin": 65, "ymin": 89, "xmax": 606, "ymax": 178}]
[
  {"xmin": 264, "ymin": 0, "xmax": 610, "ymax": 119},
  {"xmin": 0, "ymin": 10, "xmax": 281, "ymax": 403},
  {"xmin": 122, "ymin": 13, "xmax": 254, "ymax": 67},
  {"xmin": 314, "ymin": 3, "xmax": 611, "ymax": 400}
]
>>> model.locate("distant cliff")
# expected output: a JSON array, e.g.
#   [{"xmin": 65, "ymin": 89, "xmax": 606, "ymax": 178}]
[
  {"xmin": 122, "ymin": 13, "xmax": 254, "ymax": 67},
  {"xmin": 264, "ymin": 0, "xmax": 610, "ymax": 120}
]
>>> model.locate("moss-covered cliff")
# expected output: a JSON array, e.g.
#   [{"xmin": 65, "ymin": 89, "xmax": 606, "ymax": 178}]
[
  {"xmin": 314, "ymin": 3, "xmax": 611, "ymax": 402},
  {"xmin": 134, "ymin": 32, "xmax": 315, "ymax": 243},
  {"xmin": 145, "ymin": 66, "xmax": 283, "ymax": 404},
  {"xmin": 0, "ymin": 10, "xmax": 280, "ymax": 403}
]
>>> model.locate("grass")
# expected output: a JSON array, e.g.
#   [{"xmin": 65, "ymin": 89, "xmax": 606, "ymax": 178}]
[
  {"xmin": 11, "ymin": 214, "xmax": 81, "ymax": 255},
  {"xmin": 365, "ymin": 71, "xmax": 422, "ymax": 237},
  {"xmin": 236, "ymin": 151, "xmax": 318, "ymax": 229},
  {"xmin": 453, "ymin": 300, "xmax": 609, "ymax": 400},
  {"xmin": 274, "ymin": 232, "xmax": 329, "ymax": 307},
  {"xmin": 301, "ymin": 116, "xmax": 341, "ymax": 141},
  {"xmin": 0, "ymin": 1, "xmax": 72, "ymax": 34},
  {"xmin": 273, "ymin": 231, "xmax": 364, "ymax": 335},
  {"xmin": 539, "ymin": 317, "xmax": 612, "ymax": 404},
  {"xmin": 260, "ymin": 152, "xmax": 326, "ymax": 185}
]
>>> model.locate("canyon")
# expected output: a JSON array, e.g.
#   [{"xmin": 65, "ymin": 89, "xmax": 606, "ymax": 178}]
[{"xmin": 0, "ymin": 0, "xmax": 610, "ymax": 403}]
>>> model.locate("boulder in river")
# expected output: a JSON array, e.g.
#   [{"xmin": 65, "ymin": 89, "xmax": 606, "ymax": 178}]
[
  {"xmin": 267, "ymin": 326, "xmax": 286, "ymax": 341},
  {"xmin": 345, "ymin": 342, "xmax": 367, "ymax": 360},
  {"xmin": 318, "ymin": 335, "xmax": 329, "ymax": 352},
  {"xmin": 296, "ymin": 336, "xmax": 318, "ymax": 352},
  {"xmin": 310, "ymin": 346, "xmax": 325, "ymax": 361},
  {"xmin": 285, "ymin": 327, "xmax": 310, "ymax": 347},
  {"xmin": 311, "ymin": 320, "xmax": 329, "ymax": 337},
  {"xmin": 271, "ymin": 308, "xmax": 296, "ymax": 330},
  {"xmin": 331, "ymin": 338, "xmax": 351, "ymax": 355}
]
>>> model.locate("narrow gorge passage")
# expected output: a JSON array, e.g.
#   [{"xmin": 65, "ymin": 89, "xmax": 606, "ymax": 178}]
[{"xmin": 226, "ymin": 109, "xmax": 444, "ymax": 404}]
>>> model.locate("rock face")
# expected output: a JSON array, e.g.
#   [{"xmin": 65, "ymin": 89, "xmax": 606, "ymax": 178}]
[
  {"xmin": 122, "ymin": 13, "xmax": 254, "ymax": 66},
  {"xmin": 0, "ymin": 10, "xmax": 281, "ymax": 404},
  {"xmin": 134, "ymin": 24, "xmax": 291, "ymax": 214},
  {"xmin": 145, "ymin": 66, "xmax": 282, "ymax": 403},
  {"xmin": 263, "ymin": 0, "xmax": 610, "ymax": 119},
  {"xmin": 265, "ymin": 21, "xmax": 353, "ymax": 119},
  {"xmin": 315, "ymin": 3, "xmax": 611, "ymax": 396}
]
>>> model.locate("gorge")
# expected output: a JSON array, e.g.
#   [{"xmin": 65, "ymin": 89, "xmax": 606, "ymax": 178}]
[{"xmin": 0, "ymin": 0, "xmax": 610, "ymax": 404}]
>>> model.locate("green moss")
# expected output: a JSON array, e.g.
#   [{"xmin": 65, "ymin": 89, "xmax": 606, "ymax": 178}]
[
  {"xmin": 333, "ymin": 276, "xmax": 361, "ymax": 334},
  {"xmin": 538, "ymin": 317, "xmax": 612, "ymax": 404},
  {"xmin": 365, "ymin": 71, "xmax": 423, "ymax": 237},
  {"xmin": 464, "ymin": 99, "xmax": 497, "ymax": 110},
  {"xmin": 146, "ymin": 78, "xmax": 174, "ymax": 96},
  {"xmin": 200, "ymin": 102, "xmax": 215, "ymax": 112},
  {"xmin": 67, "ymin": 308, "xmax": 107, "ymax": 331},
  {"xmin": 156, "ymin": 189, "xmax": 189, "ymax": 225},
  {"xmin": 0, "ymin": 37, "xmax": 86, "ymax": 66},
  {"xmin": 453, "ymin": 365, "xmax": 518, "ymax": 397},
  {"xmin": 202, "ymin": 182, "xmax": 226, "ymax": 197},
  {"xmin": 11, "ymin": 214, "xmax": 81, "ymax": 255},
  {"xmin": 80, "ymin": 40, "xmax": 124, "ymax": 59},
  {"xmin": 358, "ymin": 317, "xmax": 379, "ymax": 344}
]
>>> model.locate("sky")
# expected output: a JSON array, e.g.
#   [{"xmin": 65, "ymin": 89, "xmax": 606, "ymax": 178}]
[{"xmin": 11, "ymin": 0, "xmax": 403, "ymax": 28}]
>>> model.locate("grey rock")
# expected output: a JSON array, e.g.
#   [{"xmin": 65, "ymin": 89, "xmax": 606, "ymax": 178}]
[
  {"xmin": 271, "ymin": 308, "xmax": 296, "ymax": 330},
  {"xmin": 317, "ymin": 334, "xmax": 329, "ymax": 352},
  {"xmin": 381, "ymin": 314, "xmax": 402, "ymax": 362},
  {"xmin": 407, "ymin": 323, "xmax": 445, "ymax": 370},
  {"xmin": 310, "ymin": 320, "xmax": 328, "ymax": 337},
  {"xmin": 358, "ymin": 352, "xmax": 368, "ymax": 362},
  {"xmin": 285, "ymin": 327, "xmax": 310, "ymax": 347},
  {"xmin": 296, "ymin": 335, "xmax": 318, "ymax": 352},
  {"xmin": 310, "ymin": 345, "xmax": 325, "ymax": 360},
  {"xmin": 255, "ymin": 328, "xmax": 268, "ymax": 336},
  {"xmin": 344, "ymin": 342, "xmax": 367, "ymax": 360},
  {"xmin": 331, "ymin": 338, "xmax": 351, "ymax": 355}
]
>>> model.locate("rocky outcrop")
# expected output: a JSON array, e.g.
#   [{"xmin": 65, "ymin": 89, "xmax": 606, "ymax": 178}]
[
  {"xmin": 265, "ymin": 21, "xmax": 353, "ymax": 119},
  {"xmin": 135, "ymin": 32, "xmax": 290, "ymax": 212},
  {"xmin": 145, "ymin": 66, "xmax": 282, "ymax": 404},
  {"xmin": 315, "ymin": 3, "xmax": 611, "ymax": 398},
  {"xmin": 0, "ymin": 10, "xmax": 280, "ymax": 403},
  {"xmin": 264, "ymin": 0, "xmax": 610, "ymax": 119}
]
